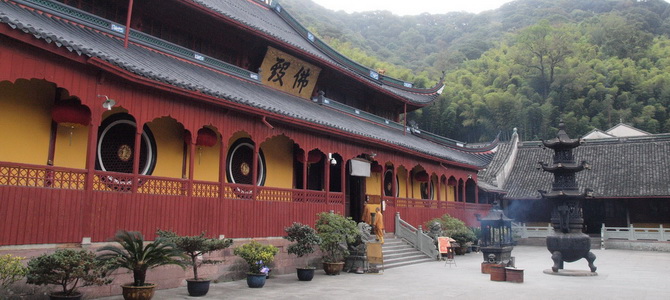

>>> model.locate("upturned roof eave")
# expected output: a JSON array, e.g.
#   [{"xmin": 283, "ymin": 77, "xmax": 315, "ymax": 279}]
[{"xmin": 182, "ymin": 0, "xmax": 440, "ymax": 107}]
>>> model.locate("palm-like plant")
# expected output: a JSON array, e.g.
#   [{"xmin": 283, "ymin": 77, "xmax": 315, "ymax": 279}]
[{"xmin": 97, "ymin": 230, "xmax": 186, "ymax": 286}]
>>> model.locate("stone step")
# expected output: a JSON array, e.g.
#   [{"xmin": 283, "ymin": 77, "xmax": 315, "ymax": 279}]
[{"xmin": 378, "ymin": 237, "xmax": 435, "ymax": 269}]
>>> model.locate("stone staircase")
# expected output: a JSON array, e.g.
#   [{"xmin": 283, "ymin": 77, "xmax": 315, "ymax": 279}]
[{"xmin": 382, "ymin": 236, "xmax": 435, "ymax": 269}]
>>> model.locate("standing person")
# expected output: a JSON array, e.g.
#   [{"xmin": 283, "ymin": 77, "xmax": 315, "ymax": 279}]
[
  {"xmin": 373, "ymin": 207, "xmax": 385, "ymax": 243},
  {"xmin": 361, "ymin": 198, "xmax": 372, "ymax": 225}
]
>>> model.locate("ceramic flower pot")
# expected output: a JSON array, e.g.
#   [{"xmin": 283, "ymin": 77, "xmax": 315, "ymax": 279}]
[
  {"xmin": 49, "ymin": 292, "xmax": 82, "ymax": 300},
  {"xmin": 186, "ymin": 279, "xmax": 211, "ymax": 297},
  {"xmin": 246, "ymin": 273, "xmax": 267, "ymax": 288},
  {"xmin": 296, "ymin": 267, "xmax": 316, "ymax": 281},
  {"xmin": 323, "ymin": 262, "xmax": 344, "ymax": 275},
  {"xmin": 121, "ymin": 283, "xmax": 156, "ymax": 300}
]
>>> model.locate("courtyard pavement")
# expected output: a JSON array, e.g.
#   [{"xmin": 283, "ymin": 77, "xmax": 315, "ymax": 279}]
[{"xmin": 97, "ymin": 245, "xmax": 670, "ymax": 300}]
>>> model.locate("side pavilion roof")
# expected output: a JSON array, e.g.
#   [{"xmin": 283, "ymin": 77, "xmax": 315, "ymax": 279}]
[{"xmin": 479, "ymin": 133, "xmax": 670, "ymax": 199}]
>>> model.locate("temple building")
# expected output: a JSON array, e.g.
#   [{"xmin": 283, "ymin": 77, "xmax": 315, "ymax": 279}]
[
  {"xmin": 479, "ymin": 125, "xmax": 670, "ymax": 234},
  {"xmin": 0, "ymin": 0, "xmax": 496, "ymax": 257}
]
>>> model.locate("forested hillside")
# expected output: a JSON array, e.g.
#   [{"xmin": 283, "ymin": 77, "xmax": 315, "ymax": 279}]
[{"xmin": 279, "ymin": 0, "xmax": 670, "ymax": 142}]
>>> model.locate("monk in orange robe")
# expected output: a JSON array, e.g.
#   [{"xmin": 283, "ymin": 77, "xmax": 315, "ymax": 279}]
[
  {"xmin": 361, "ymin": 199, "xmax": 372, "ymax": 225},
  {"xmin": 373, "ymin": 207, "xmax": 384, "ymax": 243}
]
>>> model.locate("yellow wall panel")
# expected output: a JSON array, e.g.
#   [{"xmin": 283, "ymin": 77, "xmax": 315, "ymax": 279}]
[
  {"xmin": 53, "ymin": 125, "xmax": 89, "ymax": 169},
  {"xmin": 0, "ymin": 80, "xmax": 54, "ymax": 165},
  {"xmin": 147, "ymin": 118, "xmax": 184, "ymax": 178},
  {"xmin": 366, "ymin": 171, "xmax": 381, "ymax": 196},
  {"xmin": 447, "ymin": 185, "xmax": 456, "ymax": 202},
  {"xmin": 194, "ymin": 141, "xmax": 221, "ymax": 182},
  {"xmin": 261, "ymin": 136, "xmax": 293, "ymax": 189}
]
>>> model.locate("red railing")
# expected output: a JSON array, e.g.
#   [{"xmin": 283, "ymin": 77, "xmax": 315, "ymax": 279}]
[
  {"xmin": 0, "ymin": 163, "xmax": 86, "ymax": 190},
  {"xmin": 0, "ymin": 161, "xmax": 486, "ymax": 245},
  {"xmin": 385, "ymin": 197, "xmax": 492, "ymax": 231}
]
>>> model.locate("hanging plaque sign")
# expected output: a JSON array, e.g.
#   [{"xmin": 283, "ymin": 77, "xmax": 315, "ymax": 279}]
[{"xmin": 260, "ymin": 46, "xmax": 321, "ymax": 100}]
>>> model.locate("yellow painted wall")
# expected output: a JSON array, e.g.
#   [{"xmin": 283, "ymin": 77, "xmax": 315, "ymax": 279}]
[
  {"xmin": 53, "ymin": 124, "xmax": 89, "ymax": 169},
  {"xmin": 193, "ymin": 139, "xmax": 221, "ymax": 182},
  {"xmin": 261, "ymin": 136, "xmax": 293, "ymax": 188},
  {"xmin": 366, "ymin": 171, "xmax": 381, "ymax": 196},
  {"xmin": 147, "ymin": 117, "xmax": 184, "ymax": 178},
  {"xmin": 447, "ymin": 185, "xmax": 456, "ymax": 202},
  {"xmin": 397, "ymin": 168, "xmax": 407, "ymax": 198},
  {"xmin": 0, "ymin": 80, "xmax": 54, "ymax": 165}
]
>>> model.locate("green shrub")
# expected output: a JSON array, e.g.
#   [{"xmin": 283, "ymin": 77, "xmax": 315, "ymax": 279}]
[
  {"xmin": 0, "ymin": 254, "xmax": 27, "ymax": 289},
  {"xmin": 315, "ymin": 212, "xmax": 359, "ymax": 263},
  {"xmin": 233, "ymin": 241, "xmax": 278, "ymax": 274},
  {"xmin": 284, "ymin": 222, "xmax": 321, "ymax": 264},
  {"xmin": 26, "ymin": 249, "xmax": 111, "ymax": 296},
  {"xmin": 426, "ymin": 214, "xmax": 476, "ymax": 246}
]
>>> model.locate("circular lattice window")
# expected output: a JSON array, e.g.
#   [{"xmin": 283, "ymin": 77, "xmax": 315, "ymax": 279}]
[
  {"xmin": 383, "ymin": 168, "xmax": 399, "ymax": 197},
  {"xmin": 226, "ymin": 138, "xmax": 266, "ymax": 186},
  {"xmin": 96, "ymin": 113, "xmax": 156, "ymax": 175}
]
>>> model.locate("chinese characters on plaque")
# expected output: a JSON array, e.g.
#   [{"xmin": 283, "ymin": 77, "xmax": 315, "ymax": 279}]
[{"xmin": 260, "ymin": 47, "xmax": 321, "ymax": 100}]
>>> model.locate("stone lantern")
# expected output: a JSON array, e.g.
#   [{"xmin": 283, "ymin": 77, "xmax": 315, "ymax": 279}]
[{"xmin": 479, "ymin": 202, "xmax": 514, "ymax": 273}]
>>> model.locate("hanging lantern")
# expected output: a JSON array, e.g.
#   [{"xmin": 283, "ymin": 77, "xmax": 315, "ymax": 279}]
[
  {"xmin": 295, "ymin": 149, "xmax": 322, "ymax": 164},
  {"xmin": 195, "ymin": 127, "xmax": 217, "ymax": 147},
  {"xmin": 51, "ymin": 99, "xmax": 91, "ymax": 127},
  {"xmin": 52, "ymin": 99, "xmax": 91, "ymax": 145},
  {"xmin": 414, "ymin": 171, "xmax": 429, "ymax": 182}
]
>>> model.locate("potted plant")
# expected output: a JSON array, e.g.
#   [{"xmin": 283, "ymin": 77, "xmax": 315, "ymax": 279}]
[
  {"xmin": 97, "ymin": 230, "xmax": 186, "ymax": 300},
  {"xmin": 427, "ymin": 214, "xmax": 476, "ymax": 255},
  {"xmin": 1, "ymin": 254, "xmax": 28, "ymax": 295},
  {"xmin": 283, "ymin": 222, "xmax": 321, "ymax": 281},
  {"xmin": 315, "ymin": 212, "xmax": 359, "ymax": 275},
  {"xmin": 233, "ymin": 241, "xmax": 278, "ymax": 288},
  {"xmin": 25, "ymin": 249, "xmax": 111, "ymax": 300},
  {"xmin": 156, "ymin": 230, "xmax": 233, "ymax": 296}
]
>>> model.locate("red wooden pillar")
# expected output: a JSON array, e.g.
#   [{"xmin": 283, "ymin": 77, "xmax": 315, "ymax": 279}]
[
  {"xmin": 252, "ymin": 141, "xmax": 259, "ymax": 199},
  {"xmin": 131, "ymin": 122, "xmax": 142, "ymax": 193},
  {"xmin": 302, "ymin": 150, "xmax": 308, "ymax": 201},
  {"xmin": 392, "ymin": 167, "xmax": 397, "ymax": 206},
  {"xmin": 428, "ymin": 174, "xmax": 433, "ymax": 201},
  {"xmin": 85, "ymin": 115, "xmax": 100, "ymax": 191},
  {"xmin": 218, "ymin": 137, "xmax": 227, "ymax": 234},
  {"xmin": 379, "ymin": 166, "xmax": 384, "ymax": 203},
  {"xmin": 475, "ymin": 178, "xmax": 480, "ymax": 204},
  {"xmin": 340, "ymin": 157, "xmax": 346, "ymax": 203},
  {"xmin": 324, "ymin": 154, "xmax": 330, "ymax": 204},
  {"xmin": 188, "ymin": 141, "xmax": 196, "ymax": 196},
  {"xmin": 219, "ymin": 139, "xmax": 226, "ymax": 198},
  {"xmin": 83, "ymin": 103, "xmax": 101, "ymax": 241},
  {"xmin": 124, "ymin": 0, "xmax": 134, "ymax": 48},
  {"xmin": 405, "ymin": 169, "xmax": 410, "ymax": 199}
]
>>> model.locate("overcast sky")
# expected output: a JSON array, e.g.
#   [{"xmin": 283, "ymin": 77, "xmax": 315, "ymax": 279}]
[{"xmin": 309, "ymin": 0, "xmax": 516, "ymax": 15}]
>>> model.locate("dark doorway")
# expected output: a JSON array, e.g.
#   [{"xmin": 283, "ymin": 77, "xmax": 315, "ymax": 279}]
[
  {"xmin": 346, "ymin": 161, "xmax": 366, "ymax": 222},
  {"xmin": 583, "ymin": 199, "xmax": 605, "ymax": 234}
]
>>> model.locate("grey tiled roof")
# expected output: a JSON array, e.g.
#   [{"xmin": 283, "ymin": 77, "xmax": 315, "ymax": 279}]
[
  {"xmin": 495, "ymin": 136, "xmax": 670, "ymax": 199},
  {"xmin": 191, "ymin": 0, "xmax": 440, "ymax": 105},
  {"xmin": 0, "ymin": 0, "xmax": 488, "ymax": 167},
  {"xmin": 478, "ymin": 141, "xmax": 513, "ymax": 187}
]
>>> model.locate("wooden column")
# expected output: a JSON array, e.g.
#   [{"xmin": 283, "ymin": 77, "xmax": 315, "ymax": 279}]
[
  {"xmin": 324, "ymin": 154, "xmax": 330, "ymax": 204},
  {"xmin": 131, "ymin": 122, "xmax": 142, "ymax": 193},
  {"xmin": 252, "ymin": 141, "xmax": 259, "ymax": 199},
  {"xmin": 188, "ymin": 142, "xmax": 196, "ymax": 196},
  {"xmin": 302, "ymin": 150, "xmax": 308, "ymax": 198}
]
